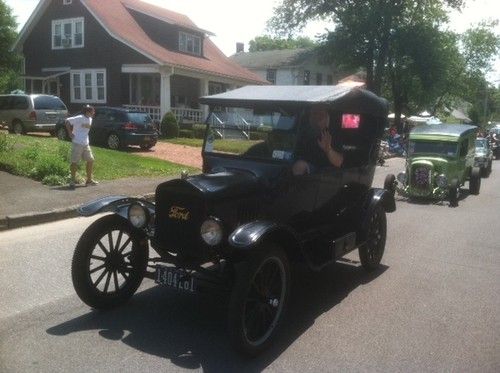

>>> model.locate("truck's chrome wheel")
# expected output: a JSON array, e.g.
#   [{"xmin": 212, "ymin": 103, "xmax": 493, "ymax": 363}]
[
  {"xmin": 359, "ymin": 206, "xmax": 387, "ymax": 271},
  {"xmin": 72, "ymin": 215, "xmax": 148, "ymax": 309},
  {"xmin": 228, "ymin": 246, "xmax": 290, "ymax": 356}
]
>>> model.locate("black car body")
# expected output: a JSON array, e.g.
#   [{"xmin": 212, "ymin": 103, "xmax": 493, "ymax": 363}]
[
  {"xmin": 56, "ymin": 106, "xmax": 158, "ymax": 150},
  {"xmin": 71, "ymin": 85, "xmax": 395, "ymax": 355}
]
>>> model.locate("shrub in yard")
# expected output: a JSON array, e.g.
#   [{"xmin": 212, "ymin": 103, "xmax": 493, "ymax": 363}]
[
  {"xmin": 179, "ymin": 129, "xmax": 194, "ymax": 138},
  {"xmin": 193, "ymin": 124, "xmax": 207, "ymax": 139},
  {"xmin": 0, "ymin": 133, "xmax": 14, "ymax": 153},
  {"xmin": 28, "ymin": 153, "xmax": 67, "ymax": 181},
  {"xmin": 160, "ymin": 111, "xmax": 179, "ymax": 138}
]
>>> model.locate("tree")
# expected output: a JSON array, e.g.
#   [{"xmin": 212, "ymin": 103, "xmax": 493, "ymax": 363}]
[
  {"xmin": 248, "ymin": 35, "xmax": 316, "ymax": 52},
  {"xmin": 0, "ymin": 0, "xmax": 21, "ymax": 93},
  {"xmin": 269, "ymin": 0, "xmax": 465, "ymax": 95}
]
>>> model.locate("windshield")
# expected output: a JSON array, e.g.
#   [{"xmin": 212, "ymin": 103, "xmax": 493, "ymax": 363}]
[
  {"xmin": 204, "ymin": 107, "xmax": 297, "ymax": 161},
  {"xmin": 409, "ymin": 141, "xmax": 457, "ymax": 157}
]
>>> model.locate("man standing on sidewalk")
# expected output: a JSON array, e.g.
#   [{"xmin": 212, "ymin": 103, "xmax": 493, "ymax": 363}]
[{"xmin": 65, "ymin": 105, "xmax": 98, "ymax": 189}]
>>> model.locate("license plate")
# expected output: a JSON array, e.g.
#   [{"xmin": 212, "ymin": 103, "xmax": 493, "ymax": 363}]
[{"xmin": 155, "ymin": 265, "xmax": 195, "ymax": 292}]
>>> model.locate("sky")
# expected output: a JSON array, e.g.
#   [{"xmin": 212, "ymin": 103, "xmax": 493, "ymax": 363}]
[{"xmin": 6, "ymin": 0, "xmax": 500, "ymax": 82}]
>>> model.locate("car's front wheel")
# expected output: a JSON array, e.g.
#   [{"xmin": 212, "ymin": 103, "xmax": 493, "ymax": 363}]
[
  {"xmin": 469, "ymin": 167, "xmax": 481, "ymax": 195},
  {"xmin": 448, "ymin": 178, "xmax": 460, "ymax": 207},
  {"xmin": 107, "ymin": 133, "xmax": 121, "ymax": 150},
  {"xmin": 228, "ymin": 245, "xmax": 290, "ymax": 356},
  {"xmin": 71, "ymin": 214, "xmax": 148, "ymax": 309},
  {"xmin": 359, "ymin": 205, "xmax": 387, "ymax": 271}
]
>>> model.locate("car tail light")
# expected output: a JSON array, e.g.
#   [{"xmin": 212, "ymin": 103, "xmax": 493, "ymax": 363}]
[
  {"xmin": 29, "ymin": 111, "xmax": 37, "ymax": 121},
  {"xmin": 122, "ymin": 122, "xmax": 138, "ymax": 130}
]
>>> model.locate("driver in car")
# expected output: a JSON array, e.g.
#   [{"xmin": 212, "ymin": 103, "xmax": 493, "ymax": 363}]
[{"xmin": 293, "ymin": 105, "xmax": 344, "ymax": 175}]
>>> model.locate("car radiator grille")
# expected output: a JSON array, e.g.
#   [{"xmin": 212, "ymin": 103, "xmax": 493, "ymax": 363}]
[{"xmin": 411, "ymin": 166, "xmax": 431, "ymax": 189}]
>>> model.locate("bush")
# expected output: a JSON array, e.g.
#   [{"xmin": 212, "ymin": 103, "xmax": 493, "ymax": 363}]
[
  {"xmin": 249, "ymin": 131, "xmax": 268, "ymax": 141},
  {"xmin": 193, "ymin": 124, "xmax": 207, "ymax": 139},
  {"xmin": 179, "ymin": 129, "xmax": 194, "ymax": 138},
  {"xmin": 0, "ymin": 132, "xmax": 13, "ymax": 153},
  {"xmin": 28, "ymin": 153, "xmax": 67, "ymax": 181},
  {"xmin": 160, "ymin": 112, "xmax": 179, "ymax": 138}
]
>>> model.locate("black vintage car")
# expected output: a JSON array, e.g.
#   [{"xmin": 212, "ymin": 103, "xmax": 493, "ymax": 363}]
[{"xmin": 71, "ymin": 85, "xmax": 396, "ymax": 355}]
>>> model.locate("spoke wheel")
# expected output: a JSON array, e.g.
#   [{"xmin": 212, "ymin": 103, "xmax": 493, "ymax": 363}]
[
  {"xmin": 228, "ymin": 246, "xmax": 290, "ymax": 356},
  {"xmin": 107, "ymin": 133, "xmax": 121, "ymax": 150},
  {"xmin": 72, "ymin": 215, "xmax": 148, "ymax": 309},
  {"xmin": 359, "ymin": 205, "xmax": 387, "ymax": 271}
]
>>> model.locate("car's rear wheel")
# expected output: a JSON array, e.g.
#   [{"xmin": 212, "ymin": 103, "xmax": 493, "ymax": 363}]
[
  {"xmin": 71, "ymin": 215, "xmax": 148, "ymax": 309},
  {"xmin": 359, "ymin": 205, "xmax": 386, "ymax": 271},
  {"xmin": 228, "ymin": 245, "xmax": 290, "ymax": 356},
  {"xmin": 107, "ymin": 133, "xmax": 121, "ymax": 150},
  {"xmin": 140, "ymin": 143, "xmax": 155, "ymax": 150},
  {"xmin": 12, "ymin": 120, "xmax": 25, "ymax": 135},
  {"xmin": 469, "ymin": 167, "xmax": 481, "ymax": 195},
  {"xmin": 57, "ymin": 126, "xmax": 68, "ymax": 141},
  {"xmin": 449, "ymin": 178, "xmax": 459, "ymax": 207}
]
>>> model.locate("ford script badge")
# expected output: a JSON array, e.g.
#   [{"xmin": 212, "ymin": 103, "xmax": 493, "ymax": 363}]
[{"xmin": 169, "ymin": 206, "xmax": 190, "ymax": 221}]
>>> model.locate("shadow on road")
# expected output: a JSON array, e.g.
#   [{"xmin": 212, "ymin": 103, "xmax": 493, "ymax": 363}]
[
  {"xmin": 396, "ymin": 188, "xmax": 470, "ymax": 208},
  {"xmin": 47, "ymin": 261, "xmax": 388, "ymax": 372}
]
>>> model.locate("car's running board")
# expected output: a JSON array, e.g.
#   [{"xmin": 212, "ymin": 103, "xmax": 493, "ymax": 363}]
[{"xmin": 302, "ymin": 232, "xmax": 357, "ymax": 271}]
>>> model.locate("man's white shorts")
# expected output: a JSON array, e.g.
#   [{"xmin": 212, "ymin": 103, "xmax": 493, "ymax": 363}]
[{"xmin": 71, "ymin": 143, "xmax": 94, "ymax": 163}]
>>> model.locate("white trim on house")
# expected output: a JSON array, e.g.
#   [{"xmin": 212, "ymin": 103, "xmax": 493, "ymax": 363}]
[
  {"xmin": 63, "ymin": 0, "xmax": 73, "ymax": 5},
  {"xmin": 42, "ymin": 67, "xmax": 71, "ymax": 72},
  {"xmin": 52, "ymin": 17, "xmax": 84, "ymax": 49},
  {"xmin": 121, "ymin": 64, "xmax": 161, "ymax": 74},
  {"xmin": 70, "ymin": 69, "xmax": 107, "ymax": 104}
]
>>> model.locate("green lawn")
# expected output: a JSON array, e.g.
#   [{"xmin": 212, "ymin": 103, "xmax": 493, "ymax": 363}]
[
  {"xmin": 0, "ymin": 132, "xmax": 197, "ymax": 185},
  {"xmin": 162, "ymin": 137, "xmax": 263, "ymax": 154}
]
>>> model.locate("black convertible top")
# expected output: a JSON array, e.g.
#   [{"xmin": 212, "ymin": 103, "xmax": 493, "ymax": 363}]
[{"xmin": 199, "ymin": 84, "xmax": 389, "ymax": 117}]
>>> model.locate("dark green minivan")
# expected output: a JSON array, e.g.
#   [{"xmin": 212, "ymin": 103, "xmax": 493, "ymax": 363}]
[{"xmin": 393, "ymin": 124, "xmax": 480, "ymax": 207}]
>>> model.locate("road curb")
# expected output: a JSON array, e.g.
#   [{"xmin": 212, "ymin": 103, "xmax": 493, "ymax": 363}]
[{"xmin": 0, "ymin": 192, "xmax": 155, "ymax": 231}]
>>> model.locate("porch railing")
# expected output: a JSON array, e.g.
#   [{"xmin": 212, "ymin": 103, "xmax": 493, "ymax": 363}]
[{"xmin": 123, "ymin": 105, "xmax": 204, "ymax": 123}]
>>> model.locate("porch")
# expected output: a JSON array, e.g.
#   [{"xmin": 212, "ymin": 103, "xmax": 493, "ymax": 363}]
[{"xmin": 122, "ymin": 65, "xmax": 230, "ymax": 124}]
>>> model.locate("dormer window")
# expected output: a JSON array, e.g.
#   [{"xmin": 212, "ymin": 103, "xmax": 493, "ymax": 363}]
[
  {"xmin": 52, "ymin": 17, "xmax": 84, "ymax": 49},
  {"xmin": 179, "ymin": 31, "xmax": 201, "ymax": 55}
]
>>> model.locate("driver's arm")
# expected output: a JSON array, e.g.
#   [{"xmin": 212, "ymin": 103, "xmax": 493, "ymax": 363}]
[{"xmin": 317, "ymin": 128, "xmax": 343, "ymax": 167}]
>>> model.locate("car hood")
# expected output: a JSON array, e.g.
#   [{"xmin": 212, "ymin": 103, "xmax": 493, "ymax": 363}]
[{"xmin": 157, "ymin": 170, "xmax": 260, "ymax": 201}]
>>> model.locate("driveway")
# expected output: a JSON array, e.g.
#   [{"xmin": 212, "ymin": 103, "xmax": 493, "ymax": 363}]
[{"xmin": 135, "ymin": 141, "xmax": 202, "ymax": 169}]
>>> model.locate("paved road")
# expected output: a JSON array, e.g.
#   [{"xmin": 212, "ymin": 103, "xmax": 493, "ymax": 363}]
[{"xmin": 1, "ymin": 158, "xmax": 499, "ymax": 372}]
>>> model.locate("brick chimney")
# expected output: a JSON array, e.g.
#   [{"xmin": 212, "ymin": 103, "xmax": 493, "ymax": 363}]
[{"xmin": 236, "ymin": 42, "xmax": 244, "ymax": 53}]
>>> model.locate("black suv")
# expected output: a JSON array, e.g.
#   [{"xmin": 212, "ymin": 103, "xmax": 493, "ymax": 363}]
[
  {"xmin": 56, "ymin": 106, "xmax": 158, "ymax": 150},
  {"xmin": 70, "ymin": 85, "xmax": 395, "ymax": 355}
]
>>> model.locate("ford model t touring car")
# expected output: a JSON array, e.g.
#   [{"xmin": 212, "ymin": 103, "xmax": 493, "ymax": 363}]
[{"xmin": 71, "ymin": 84, "xmax": 396, "ymax": 355}]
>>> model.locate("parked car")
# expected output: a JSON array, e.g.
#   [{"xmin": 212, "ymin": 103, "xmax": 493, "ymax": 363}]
[
  {"xmin": 474, "ymin": 137, "xmax": 493, "ymax": 177},
  {"xmin": 0, "ymin": 94, "xmax": 67, "ymax": 135},
  {"xmin": 70, "ymin": 85, "xmax": 396, "ymax": 355},
  {"xmin": 394, "ymin": 124, "xmax": 480, "ymax": 207},
  {"xmin": 55, "ymin": 106, "xmax": 158, "ymax": 150}
]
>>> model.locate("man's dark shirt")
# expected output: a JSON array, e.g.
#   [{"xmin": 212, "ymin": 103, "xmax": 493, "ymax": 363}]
[{"xmin": 295, "ymin": 127, "xmax": 343, "ymax": 167}]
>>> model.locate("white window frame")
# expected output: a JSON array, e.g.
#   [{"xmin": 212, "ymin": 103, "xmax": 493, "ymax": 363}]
[
  {"xmin": 179, "ymin": 31, "xmax": 201, "ymax": 55},
  {"xmin": 71, "ymin": 69, "xmax": 107, "ymax": 104},
  {"xmin": 52, "ymin": 17, "xmax": 84, "ymax": 49},
  {"xmin": 63, "ymin": 0, "xmax": 73, "ymax": 4},
  {"xmin": 266, "ymin": 69, "xmax": 277, "ymax": 85}
]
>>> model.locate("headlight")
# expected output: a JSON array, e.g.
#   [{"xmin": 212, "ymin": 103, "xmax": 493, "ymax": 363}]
[
  {"xmin": 200, "ymin": 217, "xmax": 223, "ymax": 246},
  {"xmin": 128, "ymin": 203, "xmax": 148, "ymax": 228},
  {"xmin": 397, "ymin": 171, "xmax": 407, "ymax": 184},
  {"xmin": 436, "ymin": 174, "xmax": 447, "ymax": 188}
]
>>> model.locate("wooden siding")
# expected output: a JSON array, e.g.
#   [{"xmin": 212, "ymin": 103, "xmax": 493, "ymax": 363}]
[{"xmin": 22, "ymin": 0, "xmax": 154, "ymax": 113}]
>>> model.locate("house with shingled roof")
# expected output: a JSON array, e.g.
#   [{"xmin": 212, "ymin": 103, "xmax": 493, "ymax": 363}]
[{"xmin": 12, "ymin": 0, "xmax": 267, "ymax": 122}]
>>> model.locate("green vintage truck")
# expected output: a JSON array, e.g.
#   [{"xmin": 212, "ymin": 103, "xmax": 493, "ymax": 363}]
[{"xmin": 393, "ymin": 124, "xmax": 480, "ymax": 207}]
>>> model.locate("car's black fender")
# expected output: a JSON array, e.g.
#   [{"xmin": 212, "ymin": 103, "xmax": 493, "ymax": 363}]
[
  {"xmin": 228, "ymin": 220, "xmax": 300, "ymax": 256},
  {"xmin": 364, "ymin": 187, "xmax": 396, "ymax": 214},
  {"xmin": 78, "ymin": 195, "xmax": 155, "ymax": 220}
]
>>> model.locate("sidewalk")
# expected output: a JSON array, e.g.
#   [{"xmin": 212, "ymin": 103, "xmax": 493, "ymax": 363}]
[{"xmin": 0, "ymin": 171, "xmax": 173, "ymax": 231}]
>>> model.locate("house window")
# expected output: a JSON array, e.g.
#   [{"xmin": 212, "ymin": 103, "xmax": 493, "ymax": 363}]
[
  {"xmin": 303, "ymin": 70, "xmax": 310, "ymax": 85},
  {"xmin": 316, "ymin": 73, "xmax": 323, "ymax": 85},
  {"xmin": 179, "ymin": 31, "xmax": 201, "ymax": 55},
  {"xmin": 63, "ymin": 0, "xmax": 73, "ymax": 4},
  {"xmin": 266, "ymin": 69, "xmax": 277, "ymax": 84},
  {"xmin": 71, "ymin": 69, "xmax": 106, "ymax": 103},
  {"xmin": 52, "ymin": 18, "xmax": 84, "ymax": 49}
]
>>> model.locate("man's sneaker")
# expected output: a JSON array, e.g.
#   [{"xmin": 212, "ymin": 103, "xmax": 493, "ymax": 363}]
[{"xmin": 86, "ymin": 179, "xmax": 99, "ymax": 186}]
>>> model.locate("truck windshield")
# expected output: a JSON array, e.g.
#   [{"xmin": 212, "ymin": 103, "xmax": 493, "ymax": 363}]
[
  {"xmin": 409, "ymin": 141, "xmax": 457, "ymax": 157},
  {"xmin": 204, "ymin": 107, "xmax": 297, "ymax": 161}
]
